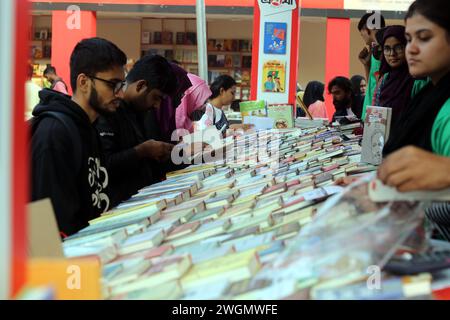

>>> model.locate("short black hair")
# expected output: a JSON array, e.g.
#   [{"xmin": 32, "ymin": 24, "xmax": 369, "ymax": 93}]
[
  {"xmin": 328, "ymin": 76, "xmax": 353, "ymax": 95},
  {"xmin": 405, "ymin": 0, "xmax": 450, "ymax": 36},
  {"xmin": 43, "ymin": 65, "xmax": 56, "ymax": 76},
  {"xmin": 70, "ymin": 37, "xmax": 127, "ymax": 93},
  {"xmin": 210, "ymin": 75, "xmax": 237, "ymax": 99},
  {"xmin": 358, "ymin": 12, "xmax": 386, "ymax": 31},
  {"xmin": 230, "ymin": 99, "xmax": 241, "ymax": 112},
  {"xmin": 126, "ymin": 54, "xmax": 177, "ymax": 96}
]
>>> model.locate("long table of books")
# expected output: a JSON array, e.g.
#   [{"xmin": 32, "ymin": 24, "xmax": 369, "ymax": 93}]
[{"xmin": 61, "ymin": 123, "xmax": 447, "ymax": 300}]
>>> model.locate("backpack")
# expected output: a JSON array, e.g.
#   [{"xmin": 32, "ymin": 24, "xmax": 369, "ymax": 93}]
[{"xmin": 29, "ymin": 111, "xmax": 83, "ymax": 173}]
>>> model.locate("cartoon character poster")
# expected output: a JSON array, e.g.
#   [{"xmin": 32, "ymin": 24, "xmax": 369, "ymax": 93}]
[
  {"xmin": 262, "ymin": 60, "xmax": 286, "ymax": 93},
  {"xmin": 264, "ymin": 22, "xmax": 287, "ymax": 55}
]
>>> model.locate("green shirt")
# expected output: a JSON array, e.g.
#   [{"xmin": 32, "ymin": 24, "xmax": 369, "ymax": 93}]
[
  {"xmin": 411, "ymin": 78, "xmax": 450, "ymax": 157},
  {"xmin": 361, "ymin": 55, "xmax": 381, "ymax": 120}
]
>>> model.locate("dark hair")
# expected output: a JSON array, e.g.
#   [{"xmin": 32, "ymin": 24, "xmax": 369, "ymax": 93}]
[
  {"xmin": 230, "ymin": 99, "xmax": 241, "ymax": 112},
  {"xmin": 210, "ymin": 75, "xmax": 237, "ymax": 99},
  {"xmin": 405, "ymin": 0, "xmax": 450, "ymax": 35},
  {"xmin": 351, "ymin": 75, "xmax": 365, "ymax": 96},
  {"xmin": 126, "ymin": 54, "xmax": 177, "ymax": 95},
  {"xmin": 328, "ymin": 76, "xmax": 354, "ymax": 95},
  {"xmin": 303, "ymin": 81, "xmax": 324, "ymax": 108},
  {"xmin": 43, "ymin": 65, "xmax": 56, "ymax": 76},
  {"xmin": 358, "ymin": 12, "xmax": 386, "ymax": 31},
  {"xmin": 70, "ymin": 37, "xmax": 127, "ymax": 92}
]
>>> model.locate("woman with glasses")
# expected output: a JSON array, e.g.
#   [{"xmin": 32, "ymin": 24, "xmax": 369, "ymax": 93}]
[{"xmin": 373, "ymin": 25, "xmax": 417, "ymax": 127}]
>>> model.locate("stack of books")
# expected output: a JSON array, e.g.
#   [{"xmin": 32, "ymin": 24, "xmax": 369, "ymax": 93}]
[{"xmin": 64, "ymin": 126, "xmax": 383, "ymax": 299}]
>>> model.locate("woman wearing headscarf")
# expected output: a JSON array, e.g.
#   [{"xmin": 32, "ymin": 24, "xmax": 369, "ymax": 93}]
[
  {"xmin": 175, "ymin": 73, "xmax": 212, "ymax": 133},
  {"xmin": 373, "ymin": 25, "xmax": 416, "ymax": 127},
  {"xmin": 302, "ymin": 81, "xmax": 327, "ymax": 119}
]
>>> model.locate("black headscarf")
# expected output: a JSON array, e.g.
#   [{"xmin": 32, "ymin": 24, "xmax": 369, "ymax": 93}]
[
  {"xmin": 303, "ymin": 81, "xmax": 325, "ymax": 108},
  {"xmin": 383, "ymin": 72, "xmax": 450, "ymax": 156},
  {"xmin": 377, "ymin": 25, "xmax": 415, "ymax": 126}
]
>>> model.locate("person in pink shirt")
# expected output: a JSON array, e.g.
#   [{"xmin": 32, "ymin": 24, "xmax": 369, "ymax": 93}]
[
  {"xmin": 43, "ymin": 65, "xmax": 69, "ymax": 95},
  {"xmin": 303, "ymin": 81, "xmax": 328, "ymax": 119},
  {"xmin": 175, "ymin": 73, "xmax": 212, "ymax": 133}
]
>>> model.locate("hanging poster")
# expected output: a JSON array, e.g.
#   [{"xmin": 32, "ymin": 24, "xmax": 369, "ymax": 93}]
[
  {"xmin": 262, "ymin": 60, "xmax": 286, "ymax": 93},
  {"xmin": 264, "ymin": 22, "xmax": 287, "ymax": 55}
]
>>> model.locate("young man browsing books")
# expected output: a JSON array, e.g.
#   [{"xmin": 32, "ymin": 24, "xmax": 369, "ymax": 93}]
[
  {"xmin": 30, "ymin": 38, "xmax": 127, "ymax": 236},
  {"xmin": 95, "ymin": 54, "xmax": 179, "ymax": 208}
]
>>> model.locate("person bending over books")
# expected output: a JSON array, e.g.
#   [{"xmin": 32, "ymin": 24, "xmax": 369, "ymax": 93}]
[
  {"xmin": 379, "ymin": 0, "xmax": 450, "ymax": 239},
  {"xmin": 175, "ymin": 73, "xmax": 212, "ymax": 133},
  {"xmin": 31, "ymin": 38, "xmax": 127, "ymax": 236},
  {"xmin": 328, "ymin": 76, "xmax": 362, "ymax": 122},
  {"xmin": 191, "ymin": 75, "xmax": 252, "ymax": 132},
  {"xmin": 95, "ymin": 54, "xmax": 178, "ymax": 208}
]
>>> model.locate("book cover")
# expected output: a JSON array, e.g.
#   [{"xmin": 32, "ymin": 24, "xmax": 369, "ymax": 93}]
[
  {"xmin": 239, "ymin": 40, "xmax": 251, "ymax": 52},
  {"xmin": 141, "ymin": 31, "xmax": 151, "ymax": 44},
  {"xmin": 215, "ymin": 39, "xmax": 225, "ymax": 51},
  {"xmin": 176, "ymin": 32, "xmax": 186, "ymax": 45},
  {"xmin": 267, "ymin": 104, "xmax": 295, "ymax": 129},
  {"xmin": 262, "ymin": 60, "xmax": 286, "ymax": 93},
  {"xmin": 208, "ymin": 54, "xmax": 217, "ymax": 67},
  {"xmin": 153, "ymin": 31, "xmax": 162, "ymax": 44},
  {"xmin": 224, "ymin": 55, "xmax": 233, "ymax": 68},
  {"xmin": 232, "ymin": 55, "xmax": 242, "ymax": 68},
  {"xmin": 361, "ymin": 106, "xmax": 392, "ymax": 165},
  {"xmin": 242, "ymin": 56, "xmax": 252, "ymax": 69},
  {"xmin": 239, "ymin": 100, "xmax": 267, "ymax": 118},
  {"xmin": 186, "ymin": 32, "xmax": 197, "ymax": 45},
  {"xmin": 175, "ymin": 49, "xmax": 184, "ymax": 62},
  {"xmin": 161, "ymin": 31, "xmax": 173, "ymax": 45},
  {"xmin": 216, "ymin": 54, "xmax": 225, "ymax": 67},
  {"xmin": 264, "ymin": 22, "xmax": 287, "ymax": 55},
  {"xmin": 207, "ymin": 39, "xmax": 216, "ymax": 51},
  {"xmin": 223, "ymin": 39, "xmax": 235, "ymax": 52}
]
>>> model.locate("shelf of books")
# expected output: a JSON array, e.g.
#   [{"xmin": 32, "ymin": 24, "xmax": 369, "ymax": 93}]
[
  {"xmin": 30, "ymin": 27, "xmax": 51, "ymax": 87},
  {"xmin": 58, "ymin": 112, "xmax": 446, "ymax": 300}
]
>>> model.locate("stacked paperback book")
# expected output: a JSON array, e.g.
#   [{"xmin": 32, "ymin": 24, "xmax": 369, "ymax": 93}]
[{"xmin": 63, "ymin": 126, "xmax": 387, "ymax": 299}]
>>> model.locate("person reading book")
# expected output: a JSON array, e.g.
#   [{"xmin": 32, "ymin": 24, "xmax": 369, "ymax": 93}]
[
  {"xmin": 31, "ymin": 38, "xmax": 127, "ymax": 236},
  {"xmin": 175, "ymin": 73, "xmax": 212, "ymax": 133},
  {"xmin": 191, "ymin": 75, "xmax": 252, "ymax": 132},
  {"xmin": 95, "ymin": 54, "xmax": 179, "ymax": 208}
]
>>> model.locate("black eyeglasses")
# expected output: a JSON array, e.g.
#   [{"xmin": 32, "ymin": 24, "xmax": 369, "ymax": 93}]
[
  {"xmin": 383, "ymin": 44, "xmax": 405, "ymax": 56},
  {"xmin": 89, "ymin": 76, "xmax": 126, "ymax": 94}
]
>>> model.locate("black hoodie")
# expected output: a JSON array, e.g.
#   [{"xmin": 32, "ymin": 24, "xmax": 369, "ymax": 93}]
[{"xmin": 30, "ymin": 89, "xmax": 110, "ymax": 236}]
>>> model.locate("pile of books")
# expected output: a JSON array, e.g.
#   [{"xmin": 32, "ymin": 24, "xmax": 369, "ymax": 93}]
[{"xmin": 63, "ymin": 127, "xmax": 383, "ymax": 299}]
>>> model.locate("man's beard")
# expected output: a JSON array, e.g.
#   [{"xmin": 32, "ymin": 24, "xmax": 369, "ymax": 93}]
[
  {"xmin": 89, "ymin": 86, "xmax": 116, "ymax": 116},
  {"xmin": 333, "ymin": 97, "xmax": 351, "ymax": 111}
]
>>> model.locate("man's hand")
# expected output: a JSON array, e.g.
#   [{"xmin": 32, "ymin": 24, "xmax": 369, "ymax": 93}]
[
  {"xmin": 358, "ymin": 47, "xmax": 371, "ymax": 68},
  {"xmin": 377, "ymin": 146, "xmax": 450, "ymax": 192},
  {"xmin": 135, "ymin": 139, "xmax": 174, "ymax": 163}
]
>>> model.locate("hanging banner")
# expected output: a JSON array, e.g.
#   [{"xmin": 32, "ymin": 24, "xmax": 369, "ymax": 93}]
[
  {"xmin": 344, "ymin": 0, "xmax": 414, "ymax": 11},
  {"xmin": 251, "ymin": 0, "xmax": 300, "ymax": 105}
]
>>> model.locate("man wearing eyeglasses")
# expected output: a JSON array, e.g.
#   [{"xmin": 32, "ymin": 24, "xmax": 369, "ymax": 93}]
[
  {"xmin": 30, "ymin": 38, "xmax": 127, "ymax": 236},
  {"xmin": 95, "ymin": 54, "xmax": 179, "ymax": 208}
]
